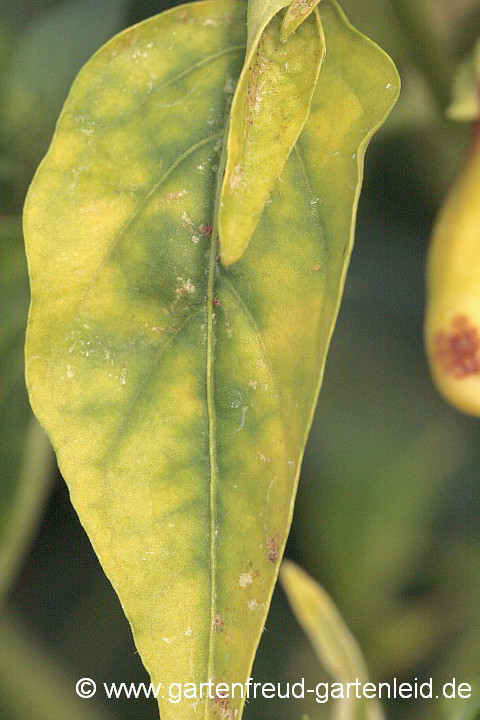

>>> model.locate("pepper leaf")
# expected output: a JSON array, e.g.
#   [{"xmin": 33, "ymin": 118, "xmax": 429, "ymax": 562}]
[{"xmin": 24, "ymin": 2, "xmax": 399, "ymax": 719}]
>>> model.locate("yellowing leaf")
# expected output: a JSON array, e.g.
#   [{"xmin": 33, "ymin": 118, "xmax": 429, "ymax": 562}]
[
  {"xmin": 280, "ymin": 560, "xmax": 385, "ymax": 720},
  {"xmin": 24, "ymin": 2, "xmax": 399, "ymax": 719},
  {"xmin": 219, "ymin": 0, "xmax": 324, "ymax": 265}
]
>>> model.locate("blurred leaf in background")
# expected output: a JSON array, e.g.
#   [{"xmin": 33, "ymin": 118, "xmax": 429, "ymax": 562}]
[
  {"xmin": 281, "ymin": 559, "xmax": 385, "ymax": 720},
  {"xmin": 0, "ymin": 217, "xmax": 53, "ymax": 602},
  {"xmin": 0, "ymin": 0, "xmax": 131, "ymax": 196}
]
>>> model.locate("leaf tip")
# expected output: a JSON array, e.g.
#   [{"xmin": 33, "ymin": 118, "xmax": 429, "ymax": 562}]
[{"xmin": 219, "ymin": 248, "xmax": 242, "ymax": 267}]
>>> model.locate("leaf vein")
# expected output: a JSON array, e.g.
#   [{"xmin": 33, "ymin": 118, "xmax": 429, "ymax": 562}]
[
  {"xmin": 220, "ymin": 274, "xmax": 282, "ymax": 409},
  {"xmin": 75, "ymin": 133, "xmax": 222, "ymax": 314},
  {"xmin": 152, "ymin": 45, "xmax": 245, "ymax": 94}
]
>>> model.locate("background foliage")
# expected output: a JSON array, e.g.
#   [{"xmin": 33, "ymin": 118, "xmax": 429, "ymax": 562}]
[{"xmin": 0, "ymin": 1, "xmax": 479, "ymax": 719}]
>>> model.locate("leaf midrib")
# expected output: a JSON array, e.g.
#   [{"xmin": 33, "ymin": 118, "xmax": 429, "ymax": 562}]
[{"xmin": 204, "ymin": 120, "xmax": 230, "ymax": 715}]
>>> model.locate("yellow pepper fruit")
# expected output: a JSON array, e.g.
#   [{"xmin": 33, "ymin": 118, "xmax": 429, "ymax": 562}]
[{"xmin": 425, "ymin": 131, "xmax": 480, "ymax": 415}]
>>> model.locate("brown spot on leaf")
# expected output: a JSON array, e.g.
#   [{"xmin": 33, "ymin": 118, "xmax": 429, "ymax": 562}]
[
  {"xmin": 434, "ymin": 314, "xmax": 480, "ymax": 377},
  {"xmin": 311, "ymin": 264, "xmax": 322, "ymax": 272},
  {"xmin": 267, "ymin": 536, "xmax": 278, "ymax": 563},
  {"xmin": 114, "ymin": 29, "xmax": 139, "ymax": 49},
  {"xmin": 213, "ymin": 689, "xmax": 231, "ymax": 719},
  {"xmin": 163, "ymin": 190, "xmax": 187, "ymax": 203},
  {"xmin": 199, "ymin": 223, "xmax": 213, "ymax": 235},
  {"xmin": 212, "ymin": 615, "xmax": 224, "ymax": 631},
  {"xmin": 212, "ymin": 298, "xmax": 222, "ymax": 307},
  {"xmin": 175, "ymin": 278, "xmax": 195, "ymax": 296},
  {"xmin": 177, "ymin": 9, "xmax": 190, "ymax": 23},
  {"xmin": 238, "ymin": 572, "xmax": 252, "ymax": 588},
  {"xmin": 246, "ymin": 48, "xmax": 268, "ymax": 124},
  {"xmin": 228, "ymin": 163, "xmax": 243, "ymax": 189},
  {"xmin": 288, "ymin": 0, "xmax": 313, "ymax": 19}
]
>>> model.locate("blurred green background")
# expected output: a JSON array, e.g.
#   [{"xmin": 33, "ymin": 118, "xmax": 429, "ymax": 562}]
[{"xmin": 1, "ymin": 1, "xmax": 480, "ymax": 719}]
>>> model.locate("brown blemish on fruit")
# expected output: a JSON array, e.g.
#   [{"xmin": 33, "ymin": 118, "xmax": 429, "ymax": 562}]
[
  {"xmin": 212, "ymin": 615, "xmax": 224, "ymax": 631},
  {"xmin": 267, "ymin": 536, "xmax": 278, "ymax": 563},
  {"xmin": 434, "ymin": 314, "xmax": 480, "ymax": 377},
  {"xmin": 311, "ymin": 264, "xmax": 321, "ymax": 272}
]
